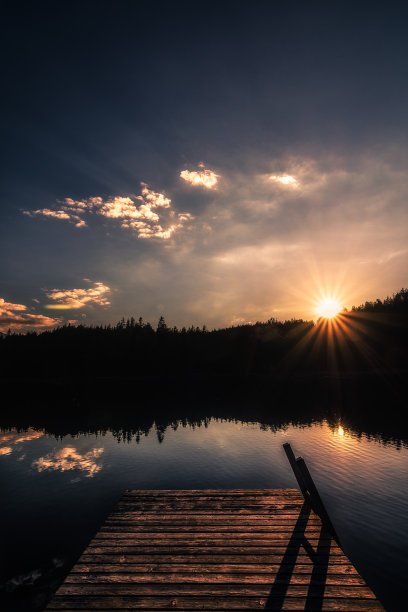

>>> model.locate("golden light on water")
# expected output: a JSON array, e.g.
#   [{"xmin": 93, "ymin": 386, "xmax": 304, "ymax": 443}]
[
  {"xmin": 338, "ymin": 425, "xmax": 345, "ymax": 436},
  {"xmin": 316, "ymin": 298, "xmax": 342, "ymax": 319}
]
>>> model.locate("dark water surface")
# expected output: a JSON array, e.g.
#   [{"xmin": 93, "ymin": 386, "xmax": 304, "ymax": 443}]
[{"xmin": 1, "ymin": 408, "xmax": 407, "ymax": 611}]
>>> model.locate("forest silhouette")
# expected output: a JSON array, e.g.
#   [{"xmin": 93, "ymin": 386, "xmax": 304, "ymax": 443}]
[{"xmin": 1, "ymin": 289, "xmax": 407, "ymax": 385}]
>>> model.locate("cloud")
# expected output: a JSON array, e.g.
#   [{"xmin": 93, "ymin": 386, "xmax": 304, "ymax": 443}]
[
  {"xmin": 22, "ymin": 183, "xmax": 193, "ymax": 239},
  {"xmin": 23, "ymin": 208, "xmax": 85, "ymax": 227},
  {"xmin": 0, "ymin": 298, "xmax": 60, "ymax": 333},
  {"xmin": 269, "ymin": 174, "xmax": 298, "ymax": 187},
  {"xmin": 32, "ymin": 446, "xmax": 104, "ymax": 477},
  {"xmin": 180, "ymin": 163, "xmax": 219, "ymax": 188},
  {"xmin": 44, "ymin": 280, "xmax": 111, "ymax": 309}
]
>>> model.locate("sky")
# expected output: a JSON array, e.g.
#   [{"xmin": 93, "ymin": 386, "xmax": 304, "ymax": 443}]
[{"xmin": 1, "ymin": 1, "xmax": 408, "ymax": 332}]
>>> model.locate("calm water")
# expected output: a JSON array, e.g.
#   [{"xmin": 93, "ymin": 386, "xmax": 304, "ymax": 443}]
[{"xmin": 1, "ymin": 415, "xmax": 407, "ymax": 611}]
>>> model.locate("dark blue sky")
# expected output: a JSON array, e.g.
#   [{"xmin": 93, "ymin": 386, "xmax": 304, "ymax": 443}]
[{"xmin": 2, "ymin": 1, "xmax": 408, "ymax": 330}]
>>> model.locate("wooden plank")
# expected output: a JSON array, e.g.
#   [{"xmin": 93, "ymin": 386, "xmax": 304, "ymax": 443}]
[
  {"xmin": 117, "ymin": 497, "xmax": 304, "ymax": 502},
  {"xmin": 102, "ymin": 515, "xmax": 322, "ymax": 523},
  {"xmin": 109, "ymin": 512, "xmax": 315, "ymax": 519},
  {"xmin": 111, "ymin": 504, "xmax": 307, "ymax": 512},
  {"xmin": 47, "ymin": 597, "xmax": 384, "ymax": 612},
  {"xmin": 98, "ymin": 525, "xmax": 324, "ymax": 534},
  {"xmin": 118, "ymin": 496, "xmax": 303, "ymax": 503},
  {"xmin": 91, "ymin": 531, "xmax": 328, "ymax": 540},
  {"xmin": 64, "ymin": 572, "xmax": 367, "ymax": 585},
  {"xmin": 86, "ymin": 537, "xmax": 338, "ymax": 547},
  {"xmin": 46, "ymin": 596, "xmax": 385, "ymax": 610},
  {"xmin": 77, "ymin": 553, "xmax": 353, "ymax": 564},
  {"xmin": 101, "ymin": 521, "xmax": 322, "ymax": 529},
  {"xmin": 122, "ymin": 489, "xmax": 301, "ymax": 495},
  {"xmin": 110, "ymin": 515, "xmax": 320, "ymax": 522},
  {"xmin": 55, "ymin": 584, "xmax": 377, "ymax": 597},
  {"xmin": 111, "ymin": 509, "xmax": 307, "ymax": 515},
  {"xmin": 82, "ymin": 545, "xmax": 344, "ymax": 555},
  {"xmin": 71, "ymin": 563, "xmax": 359, "ymax": 575},
  {"xmin": 120, "ymin": 491, "xmax": 302, "ymax": 499}
]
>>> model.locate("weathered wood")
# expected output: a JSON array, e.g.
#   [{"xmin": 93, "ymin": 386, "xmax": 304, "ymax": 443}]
[
  {"xmin": 90, "ymin": 532, "xmax": 330, "ymax": 541},
  {"xmin": 56, "ymin": 584, "xmax": 376, "ymax": 597},
  {"xmin": 112, "ymin": 503, "xmax": 306, "ymax": 511},
  {"xmin": 46, "ymin": 489, "xmax": 385, "ymax": 611},
  {"xmin": 112, "ymin": 508, "xmax": 306, "ymax": 515},
  {"xmin": 65, "ymin": 572, "xmax": 366, "ymax": 585},
  {"xmin": 82, "ymin": 546, "xmax": 343, "ymax": 555},
  {"xmin": 101, "ymin": 520, "xmax": 322, "ymax": 529},
  {"xmin": 71, "ymin": 563, "xmax": 359, "ymax": 575},
  {"xmin": 77, "ymin": 553, "xmax": 353, "ymax": 564},
  {"xmin": 98, "ymin": 525, "xmax": 324, "ymax": 534},
  {"xmin": 283, "ymin": 444, "xmax": 309, "ymax": 497},
  {"xmin": 46, "ymin": 595, "xmax": 385, "ymax": 610},
  {"xmin": 104, "ymin": 514, "xmax": 322, "ymax": 522},
  {"xmin": 283, "ymin": 443, "xmax": 341, "ymax": 545},
  {"xmin": 121, "ymin": 489, "xmax": 300, "ymax": 495}
]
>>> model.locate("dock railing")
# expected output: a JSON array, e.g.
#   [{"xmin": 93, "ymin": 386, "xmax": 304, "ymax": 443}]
[{"xmin": 283, "ymin": 442, "xmax": 341, "ymax": 547}]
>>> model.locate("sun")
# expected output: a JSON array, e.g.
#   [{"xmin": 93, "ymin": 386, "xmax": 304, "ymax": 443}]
[{"xmin": 316, "ymin": 298, "xmax": 342, "ymax": 319}]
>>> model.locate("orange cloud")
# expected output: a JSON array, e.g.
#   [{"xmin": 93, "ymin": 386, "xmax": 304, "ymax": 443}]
[
  {"xmin": 44, "ymin": 280, "xmax": 111, "ymax": 309},
  {"xmin": 0, "ymin": 298, "xmax": 60, "ymax": 333},
  {"xmin": 32, "ymin": 446, "xmax": 104, "ymax": 477},
  {"xmin": 23, "ymin": 184, "xmax": 193, "ymax": 239},
  {"xmin": 23, "ymin": 207, "xmax": 85, "ymax": 227},
  {"xmin": 180, "ymin": 163, "xmax": 219, "ymax": 188}
]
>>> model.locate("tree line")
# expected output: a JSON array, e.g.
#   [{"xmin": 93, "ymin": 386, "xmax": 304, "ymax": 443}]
[{"xmin": 0, "ymin": 289, "xmax": 407, "ymax": 382}]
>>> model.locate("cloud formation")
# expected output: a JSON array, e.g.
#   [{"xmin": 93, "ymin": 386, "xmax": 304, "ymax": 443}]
[
  {"xmin": 180, "ymin": 163, "xmax": 219, "ymax": 188},
  {"xmin": 23, "ymin": 184, "xmax": 193, "ymax": 239},
  {"xmin": 0, "ymin": 299, "xmax": 60, "ymax": 332},
  {"xmin": 44, "ymin": 280, "xmax": 111, "ymax": 309},
  {"xmin": 32, "ymin": 446, "xmax": 104, "ymax": 477}
]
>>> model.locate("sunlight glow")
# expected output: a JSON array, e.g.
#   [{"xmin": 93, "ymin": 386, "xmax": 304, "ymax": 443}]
[
  {"xmin": 316, "ymin": 298, "xmax": 342, "ymax": 319},
  {"xmin": 269, "ymin": 174, "xmax": 298, "ymax": 186}
]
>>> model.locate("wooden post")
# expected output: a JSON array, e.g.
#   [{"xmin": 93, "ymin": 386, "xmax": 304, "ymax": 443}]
[
  {"xmin": 283, "ymin": 442, "xmax": 342, "ymax": 547},
  {"xmin": 282, "ymin": 442, "xmax": 308, "ymax": 497}
]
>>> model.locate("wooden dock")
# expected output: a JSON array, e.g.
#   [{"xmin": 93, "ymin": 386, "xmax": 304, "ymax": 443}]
[{"xmin": 46, "ymin": 488, "xmax": 385, "ymax": 611}]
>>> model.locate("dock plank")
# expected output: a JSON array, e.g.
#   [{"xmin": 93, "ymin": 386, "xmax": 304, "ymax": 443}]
[
  {"xmin": 71, "ymin": 564, "xmax": 359, "ymax": 575},
  {"xmin": 64, "ymin": 573, "xmax": 367, "ymax": 585},
  {"xmin": 46, "ymin": 490, "xmax": 385, "ymax": 611},
  {"xmin": 46, "ymin": 596, "xmax": 385, "ymax": 610}
]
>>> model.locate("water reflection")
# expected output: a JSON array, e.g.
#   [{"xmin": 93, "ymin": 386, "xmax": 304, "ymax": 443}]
[
  {"xmin": 31, "ymin": 446, "xmax": 104, "ymax": 477},
  {"xmin": 1, "ymin": 408, "xmax": 408, "ymax": 612},
  {"xmin": 1, "ymin": 402, "xmax": 407, "ymax": 449},
  {"xmin": 0, "ymin": 428, "xmax": 44, "ymax": 455}
]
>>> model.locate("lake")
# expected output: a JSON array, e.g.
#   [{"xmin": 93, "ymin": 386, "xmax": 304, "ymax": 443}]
[{"xmin": 1, "ymin": 407, "xmax": 407, "ymax": 611}]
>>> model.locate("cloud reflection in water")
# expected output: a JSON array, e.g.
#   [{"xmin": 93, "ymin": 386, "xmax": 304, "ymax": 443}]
[
  {"xmin": 31, "ymin": 446, "xmax": 104, "ymax": 477},
  {"xmin": 0, "ymin": 428, "xmax": 45, "ymax": 456}
]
